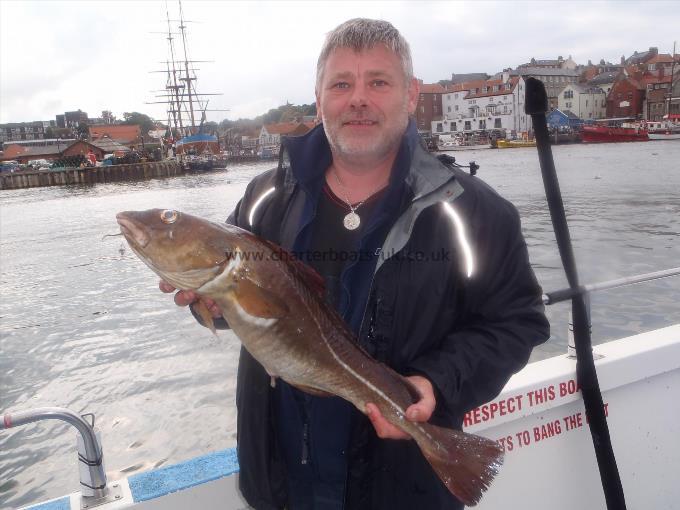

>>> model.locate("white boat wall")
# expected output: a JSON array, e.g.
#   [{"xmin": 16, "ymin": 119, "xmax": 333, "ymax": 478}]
[{"xmin": 21, "ymin": 323, "xmax": 680, "ymax": 510}]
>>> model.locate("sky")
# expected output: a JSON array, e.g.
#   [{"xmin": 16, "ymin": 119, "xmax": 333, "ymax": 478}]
[{"xmin": 1, "ymin": 0, "xmax": 679, "ymax": 125}]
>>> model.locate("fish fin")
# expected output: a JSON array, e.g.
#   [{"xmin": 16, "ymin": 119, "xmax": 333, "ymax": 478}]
[
  {"xmin": 288, "ymin": 382, "xmax": 334, "ymax": 397},
  {"xmin": 193, "ymin": 300, "xmax": 217, "ymax": 335},
  {"xmin": 234, "ymin": 276, "xmax": 289, "ymax": 318},
  {"xmin": 417, "ymin": 423, "xmax": 504, "ymax": 506}
]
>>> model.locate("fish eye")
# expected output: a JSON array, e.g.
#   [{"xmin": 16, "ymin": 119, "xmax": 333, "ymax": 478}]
[{"xmin": 160, "ymin": 209, "xmax": 179, "ymax": 224}]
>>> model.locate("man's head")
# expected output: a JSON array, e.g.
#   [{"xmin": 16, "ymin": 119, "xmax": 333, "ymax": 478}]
[{"xmin": 315, "ymin": 19, "xmax": 419, "ymax": 167}]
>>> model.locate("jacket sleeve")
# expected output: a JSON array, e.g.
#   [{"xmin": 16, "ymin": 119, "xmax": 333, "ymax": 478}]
[{"xmin": 406, "ymin": 202, "xmax": 550, "ymax": 417}]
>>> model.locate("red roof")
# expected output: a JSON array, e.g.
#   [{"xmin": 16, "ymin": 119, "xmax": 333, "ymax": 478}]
[
  {"xmin": 464, "ymin": 78, "xmax": 519, "ymax": 99},
  {"xmin": 263, "ymin": 121, "xmax": 316, "ymax": 136},
  {"xmin": 89, "ymin": 124, "xmax": 141, "ymax": 143},
  {"xmin": 647, "ymin": 53, "xmax": 675, "ymax": 64},
  {"xmin": 419, "ymin": 83, "xmax": 446, "ymax": 94}
]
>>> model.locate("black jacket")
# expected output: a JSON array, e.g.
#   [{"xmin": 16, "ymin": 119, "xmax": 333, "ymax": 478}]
[{"xmin": 222, "ymin": 125, "xmax": 550, "ymax": 510}]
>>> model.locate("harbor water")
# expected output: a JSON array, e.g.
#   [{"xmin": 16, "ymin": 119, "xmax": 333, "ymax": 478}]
[{"xmin": 1, "ymin": 142, "xmax": 679, "ymax": 508}]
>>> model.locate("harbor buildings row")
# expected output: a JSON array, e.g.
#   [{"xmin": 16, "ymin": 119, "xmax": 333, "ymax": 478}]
[{"xmin": 417, "ymin": 47, "xmax": 680, "ymax": 136}]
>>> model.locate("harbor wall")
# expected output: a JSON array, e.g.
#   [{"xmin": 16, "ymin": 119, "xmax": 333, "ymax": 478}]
[{"xmin": 0, "ymin": 161, "xmax": 183, "ymax": 190}]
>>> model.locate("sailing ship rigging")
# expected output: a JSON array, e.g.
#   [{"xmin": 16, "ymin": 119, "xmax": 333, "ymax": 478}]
[{"xmin": 146, "ymin": 1, "xmax": 228, "ymax": 156}]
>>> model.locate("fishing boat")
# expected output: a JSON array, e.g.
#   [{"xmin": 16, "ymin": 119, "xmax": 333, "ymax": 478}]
[
  {"xmin": 646, "ymin": 120, "xmax": 680, "ymax": 140},
  {"xmin": 581, "ymin": 118, "xmax": 649, "ymax": 143},
  {"xmin": 496, "ymin": 139, "xmax": 537, "ymax": 148},
  {"xmin": 9, "ymin": 309, "xmax": 680, "ymax": 510},
  {"xmin": 437, "ymin": 131, "xmax": 495, "ymax": 151}
]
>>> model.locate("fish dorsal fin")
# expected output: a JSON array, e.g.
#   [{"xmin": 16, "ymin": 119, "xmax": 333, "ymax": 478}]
[
  {"xmin": 259, "ymin": 238, "xmax": 326, "ymax": 299},
  {"xmin": 234, "ymin": 276, "xmax": 290, "ymax": 319}
]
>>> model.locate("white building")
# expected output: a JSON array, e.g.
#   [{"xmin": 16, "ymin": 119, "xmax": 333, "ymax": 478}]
[
  {"xmin": 558, "ymin": 83, "xmax": 607, "ymax": 120},
  {"xmin": 432, "ymin": 74, "xmax": 532, "ymax": 136}
]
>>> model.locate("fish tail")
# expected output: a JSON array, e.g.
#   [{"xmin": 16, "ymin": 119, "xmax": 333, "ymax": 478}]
[{"xmin": 416, "ymin": 423, "xmax": 504, "ymax": 506}]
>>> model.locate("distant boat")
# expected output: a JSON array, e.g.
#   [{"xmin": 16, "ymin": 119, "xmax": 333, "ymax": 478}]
[
  {"xmin": 647, "ymin": 120, "xmax": 680, "ymax": 141},
  {"xmin": 581, "ymin": 118, "xmax": 649, "ymax": 143},
  {"xmin": 496, "ymin": 139, "xmax": 537, "ymax": 149}
]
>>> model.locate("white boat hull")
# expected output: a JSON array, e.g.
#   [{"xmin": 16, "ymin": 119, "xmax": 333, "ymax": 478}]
[
  {"xmin": 23, "ymin": 325, "xmax": 680, "ymax": 510},
  {"xmin": 648, "ymin": 132, "xmax": 680, "ymax": 140}
]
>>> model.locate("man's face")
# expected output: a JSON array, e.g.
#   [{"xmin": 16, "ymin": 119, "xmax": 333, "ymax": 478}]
[{"xmin": 316, "ymin": 45, "xmax": 418, "ymax": 164}]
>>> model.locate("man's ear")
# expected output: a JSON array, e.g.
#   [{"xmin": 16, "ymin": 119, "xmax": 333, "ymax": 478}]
[{"xmin": 407, "ymin": 78, "xmax": 419, "ymax": 115}]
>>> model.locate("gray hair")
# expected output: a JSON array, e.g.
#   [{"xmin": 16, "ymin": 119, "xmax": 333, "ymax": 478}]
[{"xmin": 316, "ymin": 18, "xmax": 414, "ymax": 90}]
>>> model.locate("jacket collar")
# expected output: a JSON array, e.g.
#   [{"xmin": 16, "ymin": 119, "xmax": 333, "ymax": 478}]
[{"xmin": 280, "ymin": 119, "xmax": 425, "ymax": 193}]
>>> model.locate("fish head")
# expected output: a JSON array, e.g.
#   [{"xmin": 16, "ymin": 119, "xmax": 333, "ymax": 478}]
[{"xmin": 116, "ymin": 208, "xmax": 248, "ymax": 291}]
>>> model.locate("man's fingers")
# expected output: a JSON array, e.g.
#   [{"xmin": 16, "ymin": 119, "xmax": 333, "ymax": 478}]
[
  {"xmin": 366, "ymin": 403, "xmax": 410, "ymax": 440},
  {"xmin": 173, "ymin": 290, "xmax": 197, "ymax": 307},
  {"xmin": 159, "ymin": 280, "xmax": 176, "ymax": 293}
]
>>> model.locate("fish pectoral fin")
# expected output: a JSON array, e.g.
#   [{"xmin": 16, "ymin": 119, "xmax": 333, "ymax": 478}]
[
  {"xmin": 193, "ymin": 300, "xmax": 217, "ymax": 335},
  {"xmin": 234, "ymin": 276, "xmax": 289, "ymax": 319},
  {"xmin": 288, "ymin": 382, "xmax": 334, "ymax": 398}
]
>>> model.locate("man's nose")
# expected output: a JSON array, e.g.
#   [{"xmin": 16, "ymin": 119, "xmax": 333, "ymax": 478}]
[{"xmin": 348, "ymin": 84, "xmax": 368, "ymax": 108}]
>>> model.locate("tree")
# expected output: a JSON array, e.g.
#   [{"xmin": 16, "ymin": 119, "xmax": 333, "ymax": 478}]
[{"xmin": 122, "ymin": 112, "xmax": 155, "ymax": 136}]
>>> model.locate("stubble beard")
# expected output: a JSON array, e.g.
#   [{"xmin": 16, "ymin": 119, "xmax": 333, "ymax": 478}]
[{"xmin": 322, "ymin": 103, "xmax": 410, "ymax": 166}]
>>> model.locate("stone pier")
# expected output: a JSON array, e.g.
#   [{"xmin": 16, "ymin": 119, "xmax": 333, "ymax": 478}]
[{"xmin": 0, "ymin": 161, "xmax": 184, "ymax": 190}]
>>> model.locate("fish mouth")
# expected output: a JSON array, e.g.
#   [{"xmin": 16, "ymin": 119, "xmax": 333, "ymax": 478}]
[{"xmin": 116, "ymin": 213, "xmax": 150, "ymax": 249}]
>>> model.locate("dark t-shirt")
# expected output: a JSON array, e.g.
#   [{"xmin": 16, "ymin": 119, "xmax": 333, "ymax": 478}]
[{"xmin": 275, "ymin": 182, "xmax": 387, "ymax": 509}]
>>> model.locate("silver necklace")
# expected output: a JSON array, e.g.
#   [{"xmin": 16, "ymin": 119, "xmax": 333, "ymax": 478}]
[{"xmin": 331, "ymin": 170, "xmax": 383, "ymax": 231}]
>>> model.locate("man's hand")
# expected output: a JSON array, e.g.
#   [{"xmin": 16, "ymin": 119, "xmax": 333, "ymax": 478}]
[
  {"xmin": 159, "ymin": 280, "xmax": 222, "ymax": 318},
  {"xmin": 365, "ymin": 375, "xmax": 436, "ymax": 440}
]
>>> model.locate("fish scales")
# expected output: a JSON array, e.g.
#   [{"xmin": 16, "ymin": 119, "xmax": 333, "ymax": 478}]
[{"xmin": 116, "ymin": 208, "xmax": 504, "ymax": 506}]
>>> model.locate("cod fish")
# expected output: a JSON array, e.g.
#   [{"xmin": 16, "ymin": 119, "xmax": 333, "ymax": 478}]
[{"xmin": 116, "ymin": 208, "xmax": 503, "ymax": 505}]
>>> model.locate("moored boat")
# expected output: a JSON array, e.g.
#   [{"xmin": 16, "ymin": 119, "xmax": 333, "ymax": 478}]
[
  {"xmin": 581, "ymin": 118, "xmax": 649, "ymax": 143},
  {"xmin": 496, "ymin": 139, "xmax": 537, "ymax": 149},
  {"xmin": 646, "ymin": 120, "xmax": 680, "ymax": 140}
]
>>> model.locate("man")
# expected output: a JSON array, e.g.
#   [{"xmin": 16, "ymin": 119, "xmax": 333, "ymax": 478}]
[{"xmin": 162, "ymin": 18, "xmax": 549, "ymax": 510}]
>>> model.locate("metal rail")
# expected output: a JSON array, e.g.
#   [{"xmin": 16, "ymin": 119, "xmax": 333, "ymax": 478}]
[
  {"xmin": 1, "ymin": 407, "xmax": 108, "ymax": 500},
  {"xmin": 543, "ymin": 267, "xmax": 680, "ymax": 305}
]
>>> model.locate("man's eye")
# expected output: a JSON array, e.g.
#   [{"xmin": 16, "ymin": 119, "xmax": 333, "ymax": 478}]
[
  {"xmin": 371, "ymin": 80, "xmax": 388, "ymax": 87},
  {"xmin": 333, "ymin": 82, "xmax": 350, "ymax": 89}
]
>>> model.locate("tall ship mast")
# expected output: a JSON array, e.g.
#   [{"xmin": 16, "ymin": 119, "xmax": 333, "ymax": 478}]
[{"xmin": 147, "ymin": 1, "xmax": 226, "ymax": 156}]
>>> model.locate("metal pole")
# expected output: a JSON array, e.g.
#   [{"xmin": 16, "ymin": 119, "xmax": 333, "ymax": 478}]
[
  {"xmin": 543, "ymin": 266, "xmax": 680, "ymax": 305},
  {"xmin": 2, "ymin": 407, "xmax": 107, "ymax": 499}
]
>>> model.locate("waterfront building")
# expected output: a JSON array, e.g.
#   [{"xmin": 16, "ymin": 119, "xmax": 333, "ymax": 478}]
[
  {"xmin": 415, "ymin": 82, "xmax": 446, "ymax": 134},
  {"xmin": 642, "ymin": 69, "xmax": 680, "ymax": 121},
  {"xmin": 587, "ymin": 71, "xmax": 621, "ymax": 96},
  {"xmin": 557, "ymin": 83, "xmax": 607, "ymax": 120},
  {"xmin": 606, "ymin": 75, "xmax": 646, "ymax": 118},
  {"xmin": 0, "ymin": 121, "xmax": 47, "ymax": 144},
  {"xmin": 1, "ymin": 140, "xmax": 103, "ymax": 164},
  {"xmin": 88, "ymin": 124, "xmax": 141, "ymax": 147},
  {"xmin": 259, "ymin": 120, "xmax": 316, "ymax": 147},
  {"xmin": 58, "ymin": 110, "xmax": 89, "ymax": 128},
  {"xmin": 432, "ymin": 73, "xmax": 532, "ymax": 136},
  {"xmin": 518, "ymin": 55, "xmax": 577, "ymax": 71},
  {"xmin": 546, "ymin": 109, "xmax": 583, "ymax": 130},
  {"xmin": 516, "ymin": 66, "xmax": 581, "ymax": 109}
]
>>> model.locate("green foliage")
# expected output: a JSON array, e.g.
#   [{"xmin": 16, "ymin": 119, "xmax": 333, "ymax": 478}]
[
  {"xmin": 217, "ymin": 102, "xmax": 316, "ymax": 138},
  {"xmin": 122, "ymin": 112, "xmax": 155, "ymax": 136}
]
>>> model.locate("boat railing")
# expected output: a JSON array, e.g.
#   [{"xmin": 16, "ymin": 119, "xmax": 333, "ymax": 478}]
[
  {"xmin": 543, "ymin": 266, "xmax": 680, "ymax": 357},
  {"xmin": 0, "ymin": 407, "xmax": 124, "ymax": 506}
]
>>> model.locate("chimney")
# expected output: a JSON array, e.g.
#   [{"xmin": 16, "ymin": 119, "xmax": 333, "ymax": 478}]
[
  {"xmin": 588, "ymin": 59, "xmax": 593, "ymax": 66},
  {"xmin": 649, "ymin": 47, "xmax": 658, "ymax": 56},
  {"xmin": 621, "ymin": 55, "xmax": 625, "ymax": 65},
  {"xmin": 502, "ymin": 71, "xmax": 510, "ymax": 83}
]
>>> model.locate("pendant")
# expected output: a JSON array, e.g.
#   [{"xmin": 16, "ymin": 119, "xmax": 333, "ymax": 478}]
[{"xmin": 343, "ymin": 211, "xmax": 361, "ymax": 230}]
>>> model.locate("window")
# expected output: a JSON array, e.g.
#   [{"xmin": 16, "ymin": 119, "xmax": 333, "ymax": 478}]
[
  {"xmin": 494, "ymin": 118, "xmax": 502, "ymax": 128},
  {"xmin": 464, "ymin": 121, "xmax": 471, "ymax": 130},
  {"xmin": 436, "ymin": 123, "xmax": 443, "ymax": 133},
  {"xmin": 452, "ymin": 122, "xmax": 457, "ymax": 131},
  {"xmin": 454, "ymin": 93, "xmax": 458, "ymax": 99},
  {"xmin": 420, "ymin": 106, "xmax": 425, "ymax": 113},
  {"xmin": 503, "ymin": 105, "xmax": 508, "ymax": 113},
  {"xmin": 447, "ymin": 106, "xmax": 451, "ymax": 112},
  {"xmin": 479, "ymin": 120, "xmax": 486, "ymax": 129},
  {"xmin": 455, "ymin": 105, "xmax": 459, "ymax": 111},
  {"xmin": 585, "ymin": 100, "xmax": 589, "ymax": 107}
]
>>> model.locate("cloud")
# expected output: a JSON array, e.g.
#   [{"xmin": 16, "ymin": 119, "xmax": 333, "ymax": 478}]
[{"xmin": 2, "ymin": 1, "xmax": 679, "ymax": 124}]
